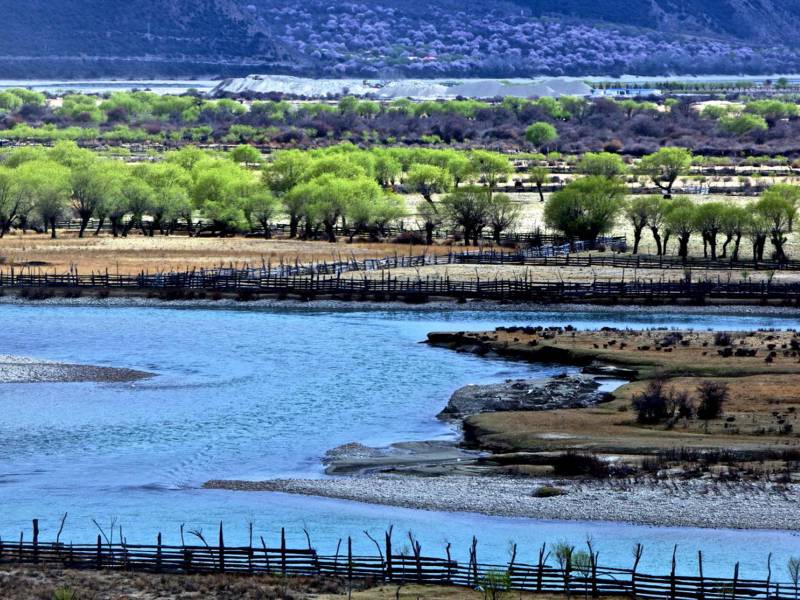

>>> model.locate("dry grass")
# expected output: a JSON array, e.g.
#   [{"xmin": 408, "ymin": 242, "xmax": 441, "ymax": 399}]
[
  {"xmin": 0, "ymin": 566, "xmax": 605, "ymax": 600},
  {"xmin": 441, "ymin": 327, "xmax": 800, "ymax": 461},
  {"xmin": 338, "ymin": 263, "xmax": 796, "ymax": 284},
  {"xmin": 0, "ymin": 564, "xmax": 342, "ymax": 599},
  {"xmin": 318, "ymin": 585, "xmax": 584, "ymax": 599},
  {"xmin": 0, "ymin": 233, "xmax": 447, "ymax": 275}
]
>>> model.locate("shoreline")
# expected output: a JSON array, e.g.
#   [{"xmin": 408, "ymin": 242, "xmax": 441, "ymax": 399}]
[
  {"xmin": 0, "ymin": 354, "xmax": 151, "ymax": 383},
  {"xmin": 203, "ymin": 475, "xmax": 800, "ymax": 531},
  {"xmin": 1, "ymin": 293, "xmax": 800, "ymax": 317}
]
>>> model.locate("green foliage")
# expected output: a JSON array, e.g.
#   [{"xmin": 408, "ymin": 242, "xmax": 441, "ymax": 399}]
[
  {"xmin": 230, "ymin": 144, "xmax": 262, "ymax": 165},
  {"xmin": 57, "ymin": 94, "xmax": 105, "ymax": 124},
  {"xmin": 407, "ymin": 164, "xmax": 453, "ymax": 200},
  {"xmin": 637, "ymin": 147, "xmax": 692, "ymax": 195},
  {"xmin": 577, "ymin": 152, "xmax": 627, "ymax": 178},
  {"xmin": 718, "ymin": 113, "xmax": 768, "ymax": 135},
  {"xmin": 477, "ymin": 570, "xmax": 511, "ymax": 600},
  {"xmin": 545, "ymin": 176, "xmax": 626, "ymax": 240},
  {"xmin": 525, "ymin": 121, "xmax": 559, "ymax": 149}
]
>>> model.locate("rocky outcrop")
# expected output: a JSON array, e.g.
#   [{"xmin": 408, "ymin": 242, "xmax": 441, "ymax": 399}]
[{"xmin": 438, "ymin": 373, "xmax": 610, "ymax": 420}]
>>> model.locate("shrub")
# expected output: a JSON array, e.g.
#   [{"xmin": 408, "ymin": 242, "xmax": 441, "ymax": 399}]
[
  {"xmin": 632, "ymin": 379, "xmax": 669, "ymax": 424},
  {"xmin": 478, "ymin": 570, "xmax": 511, "ymax": 600},
  {"xmin": 551, "ymin": 451, "xmax": 610, "ymax": 478},
  {"xmin": 697, "ymin": 381, "xmax": 729, "ymax": 421},
  {"xmin": 714, "ymin": 332, "xmax": 733, "ymax": 346},
  {"xmin": 533, "ymin": 485, "xmax": 565, "ymax": 498}
]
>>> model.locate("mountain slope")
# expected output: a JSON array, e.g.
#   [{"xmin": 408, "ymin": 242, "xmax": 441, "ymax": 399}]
[
  {"xmin": 514, "ymin": 0, "xmax": 800, "ymax": 46},
  {"xmin": 0, "ymin": 0, "xmax": 798, "ymax": 78}
]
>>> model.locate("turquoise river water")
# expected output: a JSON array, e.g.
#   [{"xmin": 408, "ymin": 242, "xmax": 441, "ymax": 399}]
[{"xmin": 0, "ymin": 303, "xmax": 798, "ymax": 577}]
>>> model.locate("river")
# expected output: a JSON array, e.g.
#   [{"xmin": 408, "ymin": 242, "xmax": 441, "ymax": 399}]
[{"xmin": 0, "ymin": 303, "xmax": 797, "ymax": 577}]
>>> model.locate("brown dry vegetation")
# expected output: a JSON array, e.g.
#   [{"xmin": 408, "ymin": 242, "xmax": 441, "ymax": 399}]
[
  {"xmin": 0, "ymin": 565, "xmax": 593, "ymax": 600},
  {"xmin": 432, "ymin": 327, "xmax": 800, "ymax": 476},
  {"xmin": 0, "ymin": 233, "xmax": 448, "ymax": 276}
]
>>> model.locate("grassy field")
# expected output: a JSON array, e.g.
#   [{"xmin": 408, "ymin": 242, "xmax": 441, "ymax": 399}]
[{"xmin": 431, "ymin": 327, "xmax": 800, "ymax": 477}]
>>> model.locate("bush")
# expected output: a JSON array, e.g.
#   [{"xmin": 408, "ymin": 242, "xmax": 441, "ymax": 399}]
[
  {"xmin": 697, "ymin": 381, "xmax": 729, "ymax": 421},
  {"xmin": 713, "ymin": 332, "xmax": 733, "ymax": 346},
  {"xmin": 478, "ymin": 571, "xmax": 511, "ymax": 600},
  {"xmin": 632, "ymin": 379, "xmax": 669, "ymax": 424},
  {"xmin": 551, "ymin": 451, "xmax": 610, "ymax": 478},
  {"xmin": 533, "ymin": 485, "xmax": 565, "ymax": 498}
]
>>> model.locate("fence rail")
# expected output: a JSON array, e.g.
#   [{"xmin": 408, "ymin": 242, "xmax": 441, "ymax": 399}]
[
  {"xmin": 3, "ymin": 269, "xmax": 800, "ymax": 304},
  {"xmin": 0, "ymin": 521, "xmax": 794, "ymax": 600}
]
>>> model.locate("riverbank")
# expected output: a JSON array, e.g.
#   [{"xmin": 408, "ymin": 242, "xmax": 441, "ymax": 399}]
[
  {"xmin": 204, "ymin": 475, "xmax": 800, "ymax": 531},
  {"xmin": 3, "ymin": 291, "xmax": 800, "ymax": 316},
  {"xmin": 0, "ymin": 354, "xmax": 151, "ymax": 383}
]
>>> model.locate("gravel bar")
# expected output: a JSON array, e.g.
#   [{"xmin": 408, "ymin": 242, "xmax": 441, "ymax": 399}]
[
  {"xmin": 0, "ymin": 354, "xmax": 151, "ymax": 383},
  {"xmin": 204, "ymin": 475, "xmax": 800, "ymax": 531}
]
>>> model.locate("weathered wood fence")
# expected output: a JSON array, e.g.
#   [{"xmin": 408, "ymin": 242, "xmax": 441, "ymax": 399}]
[
  {"xmin": 3, "ymin": 269, "xmax": 800, "ymax": 304},
  {"xmin": 0, "ymin": 521, "xmax": 795, "ymax": 599}
]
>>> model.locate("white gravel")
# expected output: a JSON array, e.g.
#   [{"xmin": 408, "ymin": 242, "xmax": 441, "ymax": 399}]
[
  {"xmin": 0, "ymin": 354, "xmax": 150, "ymax": 383},
  {"xmin": 204, "ymin": 475, "xmax": 800, "ymax": 531},
  {"xmin": 2, "ymin": 294, "xmax": 800, "ymax": 317}
]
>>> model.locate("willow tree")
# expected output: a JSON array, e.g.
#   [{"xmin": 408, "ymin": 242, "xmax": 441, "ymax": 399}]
[
  {"xmin": 636, "ymin": 147, "xmax": 692, "ymax": 199},
  {"xmin": 664, "ymin": 197, "xmax": 696, "ymax": 260},
  {"xmin": 544, "ymin": 176, "xmax": 625, "ymax": 241},
  {"xmin": 441, "ymin": 185, "xmax": 491, "ymax": 246},
  {"xmin": 756, "ymin": 188, "xmax": 798, "ymax": 262},
  {"xmin": 17, "ymin": 160, "xmax": 72, "ymax": 238},
  {"xmin": 407, "ymin": 164, "xmax": 452, "ymax": 207},
  {"xmin": 262, "ymin": 150, "xmax": 311, "ymax": 237}
]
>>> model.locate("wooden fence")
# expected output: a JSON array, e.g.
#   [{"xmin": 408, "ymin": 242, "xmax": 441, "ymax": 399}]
[
  {"xmin": 0, "ymin": 521, "xmax": 795, "ymax": 599},
  {"xmin": 3, "ymin": 268, "xmax": 800, "ymax": 304}
]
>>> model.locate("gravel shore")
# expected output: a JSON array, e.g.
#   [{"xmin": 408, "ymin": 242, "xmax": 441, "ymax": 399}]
[
  {"xmin": 2, "ymin": 293, "xmax": 800, "ymax": 317},
  {"xmin": 0, "ymin": 354, "xmax": 151, "ymax": 383},
  {"xmin": 203, "ymin": 475, "xmax": 800, "ymax": 531}
]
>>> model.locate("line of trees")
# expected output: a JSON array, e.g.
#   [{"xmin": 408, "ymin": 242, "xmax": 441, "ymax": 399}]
[
  {"xmin": 543, "ymin": 147, "xmax": 799, "ymax": 262},
  {"xmin": 0, "ymin": 142, "xmax": 522, "ymax": 243}
]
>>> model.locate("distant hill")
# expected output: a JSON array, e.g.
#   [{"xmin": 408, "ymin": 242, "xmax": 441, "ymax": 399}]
[
  {"xmin": 514, "ymin": 0, "xmax": 800, "ymax": 46},
  {"xmin": 0, "ymin": 0, "xmax": 799, "ymax": 79}
]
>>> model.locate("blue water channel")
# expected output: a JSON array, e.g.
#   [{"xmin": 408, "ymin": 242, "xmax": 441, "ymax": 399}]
[{"xmin": 0, "ymin": 303, "xmax": 797, "ymax": 578}]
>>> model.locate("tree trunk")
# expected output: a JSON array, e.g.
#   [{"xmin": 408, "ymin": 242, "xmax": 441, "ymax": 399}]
[
  {"xmin": 662, "ymin": 232, "xmax": 671, "ymax": 255},
  {"xmin": 493, "ymin": 226, "xmax": 502, "ymax": 244},
  {"xmin": 425, "ymin": 223, "xmax": 434, "ymax": 246},
  {"xmin": 732, "ymin": 234, "xmax": 742, "ymax": 262},
  {"xmin": 679, "ymin": 235, "xmax": 690, "ymax": 260},
  {"xmin": 771, "ymin": 233, "xmax": 788, "ymax": 263},
  {"xmin": 78, "ymin": 212, "xmax": 91, "ymax": 238},
  {"xmin": 536, "ymin": 184, "xmax": 544, "ymax": 202},
  {"xmin": 325, "ymin": 221, "xmax": 336, "ymax": 243},
  {"xmin": 49, "ymin": 217, "xmax": 57, "ymax": 239},
  {"xmin": 650, "ymin": 228, "xmax": 662, "ymax": 256},
  {"xmin": 289, "ymin": 215, "xmax": 299, "ymax": 238},
  {"xmin": 708, "ymin": 233, "xmax": 717, "ymax": 260},
  {"xmin": 94, "ymin": 217, "xmax": 105, "ymax": 236},
  {"xmin": 632, "ymin": 228, "xmax": 643, "ymax": 254},
  {"xmin": 720, "ymin": 234, "xmax": 732, "ymax": 259}
]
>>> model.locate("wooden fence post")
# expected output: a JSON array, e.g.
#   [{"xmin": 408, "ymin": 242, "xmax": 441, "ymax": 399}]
[
  {"xmin": 670, "ymin": 545, "xmax": 677, "ymax": 600},
  {"xmin": 732, "ymin": 562, "xmax": 739, "ymax": 600},
  {"xmin": 96, "ymin": 534, "xmax": 102, "ymax": 569},
  {"xmin": 218, "ymin": 522, "xmax": 225, "ymax": 573},
  {"xmin": 698, "ymin": 551, "xmax": 705, "ymax": 600},
  {"xmin": 32, "ymin": 519, "xmax": 39, "ymax": 564},
  {"xmin": 156, "ymin": 533, "xmax": 162, "ymax": 572},
  {"xmin": 385, "ymin": 530, "xmax": 393, "ymax": 582},
  {"xmin": 280, "ymin": 527, "xmax": 286, "ymax": 576},
  {"xmin": 347, "ymin": 537, "xmax": 353, "ymax": 587}
]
